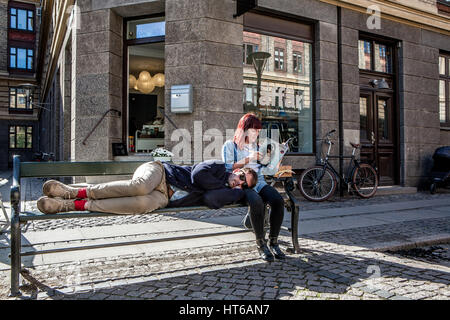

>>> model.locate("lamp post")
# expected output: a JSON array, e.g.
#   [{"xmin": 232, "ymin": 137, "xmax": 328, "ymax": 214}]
[
  {"xmin": 17, "ymin": 83, "xmax": 52, "ymax": 111},
  {"xmin": 248, "ymin": 51, "xmax": 271, "ymax": 115}
]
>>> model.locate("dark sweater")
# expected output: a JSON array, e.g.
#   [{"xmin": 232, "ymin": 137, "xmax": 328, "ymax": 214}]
[{"xmin": 163, "ymin": 160, "xmax": 244, "ymax": 209}]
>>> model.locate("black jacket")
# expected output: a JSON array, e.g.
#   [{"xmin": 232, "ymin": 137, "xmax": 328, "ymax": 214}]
[{"xmin": 163, "ymin": 160, "xmax": 244, "ymax": 208}]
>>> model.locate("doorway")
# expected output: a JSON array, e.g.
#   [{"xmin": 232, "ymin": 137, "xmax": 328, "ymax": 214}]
[
  {"xmin": 123, "ymin": 15, "xmax": 165, "ymax": 154},
  {"xmin": 360, "ymin": 90, "xmax": 397, "ymax": 185},
  {"xmin": 358, "ymin": 36, "xmax": 399, "ymax": 186}
]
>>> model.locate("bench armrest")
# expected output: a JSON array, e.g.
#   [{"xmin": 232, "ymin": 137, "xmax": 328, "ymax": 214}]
[{"xmin": 283, "ymin": 177, "xmax": 301, "ymax": 208}]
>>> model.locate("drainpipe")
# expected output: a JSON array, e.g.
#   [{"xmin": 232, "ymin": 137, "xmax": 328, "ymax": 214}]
[{"xmin": 337, "ymin": 6, "xmax": 344, "ymax": 197}]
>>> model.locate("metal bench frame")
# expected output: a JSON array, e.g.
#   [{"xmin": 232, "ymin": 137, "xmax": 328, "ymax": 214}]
[{"xmin": 9, "ymin": 155, "xmax": 300, "ymax": 296}]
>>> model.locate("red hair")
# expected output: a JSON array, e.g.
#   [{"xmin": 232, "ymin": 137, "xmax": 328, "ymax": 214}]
[{"xmin": 233, "ymin": 113, "xmax": 262, "ymax": 150}]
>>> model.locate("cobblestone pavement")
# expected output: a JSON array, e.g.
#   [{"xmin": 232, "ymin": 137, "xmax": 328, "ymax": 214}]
[
  {"xmin": 1, "ymin": 221, "xmax": 449, "ymax": 300},
  {"xmin": 0, "ymin": 176, "xmax": 449, "ymax": 300}
]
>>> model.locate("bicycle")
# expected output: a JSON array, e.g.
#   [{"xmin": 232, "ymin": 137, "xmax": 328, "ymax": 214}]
[{"xmin": 298, "ymin": 129, "xmax": 378, "ymax": 201}]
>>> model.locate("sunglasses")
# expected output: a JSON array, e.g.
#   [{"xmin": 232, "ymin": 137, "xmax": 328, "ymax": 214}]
[{"xmin": 238, "ymin": 171, "xmax": 249, "ymax": 189}]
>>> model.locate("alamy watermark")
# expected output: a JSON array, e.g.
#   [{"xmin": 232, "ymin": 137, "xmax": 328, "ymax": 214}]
[
  {"xmin": 169, "ymin": 123, "xmax": 283, "ymax": 164},
  {"xmin": 366, "ymin": 265, "xmax": 382, "ymax": 290},
  {"xmin": 366, "ymin": 5, "xmax": 381, "ymax": 30}
]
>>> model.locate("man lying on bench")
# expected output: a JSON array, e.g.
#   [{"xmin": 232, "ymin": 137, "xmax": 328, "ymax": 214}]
[{"xmin": 37, "ymin": 159, "xmax": 258, "ymax": 215}]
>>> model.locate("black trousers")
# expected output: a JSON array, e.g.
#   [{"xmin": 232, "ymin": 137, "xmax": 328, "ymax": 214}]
[{"xmin": 244, "ymin": 185, "xmax": 285, "ymax": 240}]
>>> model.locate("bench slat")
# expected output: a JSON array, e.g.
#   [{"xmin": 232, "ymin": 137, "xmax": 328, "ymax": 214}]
[
  {"xmin": 19, "ymin": 204, "xmax": 247, "ymax": 222},
  {"xmin": 19, "ymin": 161, "xmax": 150, "ymax": 178}
]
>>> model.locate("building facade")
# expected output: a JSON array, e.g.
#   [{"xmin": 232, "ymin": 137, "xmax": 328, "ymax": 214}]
[
  {"xmin": 0, "ymin": 0, "xmax": 41, "ymax": 169},
  {"xmin": 4, "ymin": 0, "xmax": 450, "ymax": 189}
]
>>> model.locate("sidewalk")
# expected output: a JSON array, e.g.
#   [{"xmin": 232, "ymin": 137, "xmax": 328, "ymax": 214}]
[{"xmin": 0, "ymin": 177, "xmax": 449, "ymax": 300}]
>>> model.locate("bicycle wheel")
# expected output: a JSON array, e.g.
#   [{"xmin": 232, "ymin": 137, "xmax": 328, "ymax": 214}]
[
  {"xmin": 352, "ymin": 163, "xmax": 378, "ymax": 198},
  {"xmin": 299, "ymin": 166, "xmax": 337, "ymax": 202}
]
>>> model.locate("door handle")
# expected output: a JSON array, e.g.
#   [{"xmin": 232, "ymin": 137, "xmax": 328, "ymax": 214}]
[{"xmin": 371, "ymin": 131, "xmax": 376, "ymax": 145}]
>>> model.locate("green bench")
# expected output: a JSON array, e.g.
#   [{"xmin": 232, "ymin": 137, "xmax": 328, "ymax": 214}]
[{"xmin": 9, "ymin": 154, "xmax": 300, "ymax": 296}]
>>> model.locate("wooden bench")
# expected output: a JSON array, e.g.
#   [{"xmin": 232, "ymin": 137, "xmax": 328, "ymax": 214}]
[{"xmin": 9, "ymin": 155, "xmax": 300, "ymax": 296}]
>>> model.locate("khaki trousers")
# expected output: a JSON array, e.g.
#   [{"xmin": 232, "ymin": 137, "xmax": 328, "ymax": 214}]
[{"xmin": 84, "ymin": 161, "xmax": 169, "ymax": 214}]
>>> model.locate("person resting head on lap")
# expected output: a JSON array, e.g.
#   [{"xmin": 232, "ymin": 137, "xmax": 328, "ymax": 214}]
[{"xmin": 37, "ymin": 160, "xmax": 257, "ymax": 215}]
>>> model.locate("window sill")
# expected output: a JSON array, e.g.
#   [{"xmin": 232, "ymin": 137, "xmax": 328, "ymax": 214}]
[
  {"xmin": 8, "ymin": 109, "xmax": 33, "ymax": 114},
  {"xmin": 440, "ymin": 126, "xmax": 450, "ymax": 131},
  {"xmin": 9, "ymin": 28, "xmax": 35, "ymax": 34}
]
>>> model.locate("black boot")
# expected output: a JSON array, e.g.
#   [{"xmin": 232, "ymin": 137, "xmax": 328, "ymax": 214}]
[
  {"xmin": 256, "ymin": 239, "xmax": 274, "ymax": 262},
  {"xmin": 268, "ymin": 237, "xmax": 286, "ymax": 260}
]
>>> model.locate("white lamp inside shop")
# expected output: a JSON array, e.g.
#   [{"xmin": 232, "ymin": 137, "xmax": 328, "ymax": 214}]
[{"xmin": 129, "ymin": 71, "xmax": 165, "ymax": 94}]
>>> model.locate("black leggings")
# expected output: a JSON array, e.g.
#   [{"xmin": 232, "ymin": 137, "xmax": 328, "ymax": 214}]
[{"xmin": 244, "ymin": 185, "xmax": 285, "ymax": 240}]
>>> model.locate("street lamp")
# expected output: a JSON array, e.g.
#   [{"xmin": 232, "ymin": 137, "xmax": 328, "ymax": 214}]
[
  {"xmin": 248, "ymin": 51, "xmax": 271, "ymax": 114},
  {"xmin": 17, "ymin": 83, "xmax": 52, "ymax": 111}
]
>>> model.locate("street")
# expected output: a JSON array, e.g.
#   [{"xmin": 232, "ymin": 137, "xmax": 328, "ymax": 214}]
[{"xmin": 0, "ymin": 175, "xmax": 448, "ymax": 300}]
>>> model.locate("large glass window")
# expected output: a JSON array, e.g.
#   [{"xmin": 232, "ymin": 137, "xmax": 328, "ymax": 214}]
[
  {"xmin": 243, "ymin": 30, "xmax": 313, "ymax": 153},
  {"xmin": 10, "ymin": 7, "xmax": 34, "ymax": 31},
  {"xmin": 9, "ymin": 126, "xmax": 32, "ymax": 149},
  {"xmin": 126, "ymin": 16, "xmax": 165, "ymax": 154},
  {"xmin": 440, "ymin": 53, "xmax": 450, "ymax": 126}
]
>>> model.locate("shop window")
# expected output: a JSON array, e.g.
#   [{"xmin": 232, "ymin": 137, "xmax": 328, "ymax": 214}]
[
  {"xmin": 9, "ymin": 87, "xmax": 32, "ymax": 112},
  {"xmin": 243, "ymin": 18, "xmax": 314, "ymax": 153},
  {"xmin": 9, "ymin": 47, "xmax": 33, "ymax": 70},
  {"xmin": 9, "ymin": 126, "xmax": 32, "ymax": 149},
  {"xmin": 359, "ymin": 39, "xmax": 392, "ymax": 74},
  {"xmin": 440, "ymin": 53, "xmax": 450, "ymax": 127},
  {"xmin": 9, "ymin": 7, "xmax": 34, "ymax": 31},
  {"xmin": 126, "ymin": 16, "xmax": 165, "ymax": 154}
]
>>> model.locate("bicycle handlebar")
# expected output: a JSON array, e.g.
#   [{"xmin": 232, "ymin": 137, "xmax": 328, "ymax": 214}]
[{"xmin": 327, "ymin": 129, "xmax": 336, "ymax": 136}]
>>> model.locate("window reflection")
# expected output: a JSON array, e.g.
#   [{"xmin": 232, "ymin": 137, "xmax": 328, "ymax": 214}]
[
  {"xmin": 127, "ymin": 17, "xmax": 165, "ymax": 40},
  {"xmin": 378, "ymin": 99, "xmax": 389, "ymax": 140},
  {"xmin": 243, "ymin": 43, "xmax": 258, "ymax": 65},
  {"xmin": 9, "ymin": 47, "xmax": 33, "ymax": 70},
  {"xmin": 243, "ymin": 31, "xmax": 313, "ymax": 153},
  {"xmin": 359, "ymin": 40, "xmax": 393, "ymax": 74},
  {"xmin": 439, "ymin": 56, "xmax": 446, "ymax": 75},
  {"xmin": 440, "ymin": 80, "xmax": 446, "ymax": 123},
  {"xmin": 359, "ymin": 40, "xmax": 371, "ymax": 70},
  {"xmin": 9, "ymin": 88, "xmax": 32, "ymax": 110},
  {"xmin": 375, "ymin": 43, "xmax": 392, "ymax": 73},
  {"xmin": 10, "ymin": 7, "xmax": 34, "ymax": 31},
  {"xmin": 360, "ymin": 97, "xmax": 368, "ymax": 141},
  {"xmin": 9, "ymin": 126, "xmax": 32, "ymax": 149}
]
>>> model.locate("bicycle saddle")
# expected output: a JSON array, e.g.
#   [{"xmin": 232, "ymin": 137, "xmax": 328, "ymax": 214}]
[{"xmin": 350, "ymin": 142, "xmax": 360, "ymax": 149}]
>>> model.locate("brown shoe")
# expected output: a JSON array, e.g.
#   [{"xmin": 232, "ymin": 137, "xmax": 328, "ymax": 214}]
[
  {"xmin": 37, "ymin": 196, "xmax": 75, "ymax": 214},
  {"xmin": 43, "ymin": 180, "xmax": 79, "ymax": 199}
]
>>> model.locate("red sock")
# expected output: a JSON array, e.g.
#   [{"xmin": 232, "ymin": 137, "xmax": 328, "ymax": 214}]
[
  {"xmin": 77, "ymin": 188, "xmax": 87, "ymax": 199},
  {"xmin": 74, "ymin": 199, "xmax": 87, "ymax": 211}
]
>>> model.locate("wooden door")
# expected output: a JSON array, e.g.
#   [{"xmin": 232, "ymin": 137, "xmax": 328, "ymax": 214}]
[{"xmin": 360, "ymin": 91, "xmax": 397, "ymax": 185}]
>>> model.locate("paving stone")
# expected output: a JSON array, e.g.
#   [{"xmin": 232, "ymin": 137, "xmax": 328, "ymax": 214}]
[{"xmin": 2, "ymin": 188, "xmax": 449, "ymax": 301}]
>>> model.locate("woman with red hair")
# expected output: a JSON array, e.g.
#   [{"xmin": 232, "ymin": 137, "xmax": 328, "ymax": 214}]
[{"xmin": 222, "ymin": 113, "xmax": 286, "ymax": 262}]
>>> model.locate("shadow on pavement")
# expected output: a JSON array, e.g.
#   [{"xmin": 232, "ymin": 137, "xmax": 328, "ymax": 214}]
[{"xmin": 9, "ymin": 240, "xmax": 450, "ymax": 300}]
